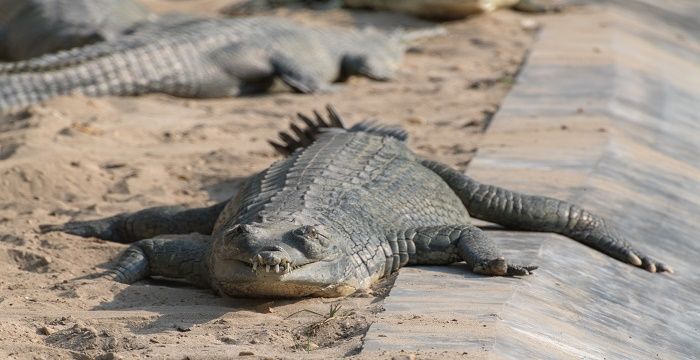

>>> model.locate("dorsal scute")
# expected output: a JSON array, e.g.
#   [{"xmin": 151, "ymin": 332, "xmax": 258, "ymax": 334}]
[
  {"xmin": 348, "ymin": 121, "xmax": 408, "ymax": 142},
  {"xmin": 268, "ymin": 105, "xmax": 408, "ymax": 156}
]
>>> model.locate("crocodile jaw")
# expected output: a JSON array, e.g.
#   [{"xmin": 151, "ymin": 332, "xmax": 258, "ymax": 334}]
[{"xmin": 209, "ymin": 257, "xmax": 358, "ymax": 298}]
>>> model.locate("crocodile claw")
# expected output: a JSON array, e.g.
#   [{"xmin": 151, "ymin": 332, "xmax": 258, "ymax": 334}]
[
  {"xmin": 506, "ymin": 264, "xmax": 538, "ymax": 276},
  {"xmin": 640, "ymin": 255, "xmax": 673, "ymax": 274},
  {"xmin": 626, "ymin": 249, "xmax": 672, "ymax": 273},
  {"xmin": 473, "ymin": 257, "xmax": 537, "ymax": 277}
]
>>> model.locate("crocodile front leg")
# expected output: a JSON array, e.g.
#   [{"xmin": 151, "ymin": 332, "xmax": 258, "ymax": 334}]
[
  {"xmin": 388, "ymin": 225, "xmax": 537, "ymax": 276},
  {"xmin": 271, "ymin": 53, "xmax": 329, "ymax": 93},
  {"xmin": 105, "ymin": 233, "xmax": 211, "ymax": 285},
  {"xmin": 40, "ymin": 201, "xmax": 227, "ymax": 243},
  {"xmin": 421, "ymin": 159, "xmax": 672, "ymax": 273}
]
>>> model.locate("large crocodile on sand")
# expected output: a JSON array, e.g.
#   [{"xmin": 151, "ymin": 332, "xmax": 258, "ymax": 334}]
[
  {"xmin": 40, "ymin": 106, "xmax": 671, "ymax": 298},
  {"xmin": 0, "ymin": 17, "xmax": 404, "ymax": 114}
]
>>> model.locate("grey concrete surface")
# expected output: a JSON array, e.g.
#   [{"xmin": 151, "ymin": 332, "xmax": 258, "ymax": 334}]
[{"xmin": 363, "ymin": 1, "xmax": 700, "ymax": 359}]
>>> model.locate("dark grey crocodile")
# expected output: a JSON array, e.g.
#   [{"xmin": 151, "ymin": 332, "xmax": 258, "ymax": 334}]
[
  {"xmin": 0, "ymin": 18, "xmax": 404, "ymax": 114},
  {"xmin": 0, "ymin": 0, "xmax": 153, "ymax": 61},
  {"xmin": 40, "ymin": 106, "xmax": 671, "ymax": 298}
]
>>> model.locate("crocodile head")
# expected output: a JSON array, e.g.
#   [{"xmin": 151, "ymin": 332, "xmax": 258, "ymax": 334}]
[
  {"xmin": 209, "ymin": 222, "xmax": 358, "ymax": 298},
  {"xmin": 340, "ymin": 29, "xmax": 404, "ymax": 81}
]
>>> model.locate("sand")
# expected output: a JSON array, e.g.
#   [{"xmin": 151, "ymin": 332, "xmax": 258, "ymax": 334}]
[{"xmin": 0, "ymin": 2, "xmax": 538, "ymax": 358}]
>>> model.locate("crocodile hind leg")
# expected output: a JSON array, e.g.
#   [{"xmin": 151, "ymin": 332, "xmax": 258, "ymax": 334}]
[
  {"xmin": 421, "ymin": 159, "xmax": 672, "ymax": 273},
  {"xmin": 389, "ymin": 225, "xmax": 537, "ymax": 276},
  {"xmin": 40, "ymin": 201, "xmax": 227, "ymax": 244},
  {"xmin": 210, "ymin": 47, "xmax": 328, "ymax": 94},
  {"xmin": 104, "ymin": 233, "xmax": 211, "ymax": 285}
]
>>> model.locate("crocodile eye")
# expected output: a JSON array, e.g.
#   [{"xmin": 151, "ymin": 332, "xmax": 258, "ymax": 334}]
[
  {"xmin": 293, "ymin": 225, "xmax": 318, "ymax": 239},
  {"xmin": 292, "ymin": 225, "xmax": 334, "ymax": 256}
]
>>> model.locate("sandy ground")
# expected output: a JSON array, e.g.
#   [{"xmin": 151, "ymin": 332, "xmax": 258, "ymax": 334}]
[{"xmin": 0, "ymin": 2, "xmax": 540, "ymax": 359}]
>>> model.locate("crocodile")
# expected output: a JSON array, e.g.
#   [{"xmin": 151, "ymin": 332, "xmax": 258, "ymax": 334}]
[
  {"xmin": 0, "ymin": 17, "xmax": 404, "ymax": 114},
  {"xmin": 40, "ymin": 106, "xmax": 671, "ymax": 298},
  {"xmin": 224, "ymin": 0, "xmax": 561, "ymax": 20},
  {"xmin": 0, "ymin": 0, "xmax": 153, "ymax": 61}
]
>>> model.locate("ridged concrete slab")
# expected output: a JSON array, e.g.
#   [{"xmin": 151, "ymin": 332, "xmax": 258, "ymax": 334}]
[{"xmin": 363, "ymin": 2, "xmax": 700, "ymax": 359}]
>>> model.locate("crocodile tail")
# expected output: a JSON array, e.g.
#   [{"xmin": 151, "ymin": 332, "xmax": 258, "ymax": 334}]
[{"xmin": 269, "ymin": 104, "xmax": 408, "ymax": 156}]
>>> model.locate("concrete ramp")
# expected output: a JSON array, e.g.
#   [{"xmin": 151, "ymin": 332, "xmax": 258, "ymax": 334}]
[{"xmin": 363, "ymin": 2, "xmax": 700, "ymax": 358}]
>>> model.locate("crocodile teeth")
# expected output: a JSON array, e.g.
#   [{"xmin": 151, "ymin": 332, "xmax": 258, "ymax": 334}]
[
  {"xmin": 275, "ymin": 264, "xmax": 280, "ymax": 273},
  {"xmin": 252, "ymin": 262, "xmax": 257, "ymax": 272},
  {"xmin": 266, "ymin": 265, "xmax": 270, "ymax": 272}
]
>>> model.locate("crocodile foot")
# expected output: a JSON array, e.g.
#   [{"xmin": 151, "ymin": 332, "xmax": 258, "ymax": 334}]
[
  {"xmin": 627, "ymin": 251, "xmax": 673, "ymax": 273},
  {"xmin": 473, "ymin": 257, "xmax": 538, "ymax": 276},
  {"xmin": 506, "ymin": 263, "xmax": 539, "ymax": 276}
]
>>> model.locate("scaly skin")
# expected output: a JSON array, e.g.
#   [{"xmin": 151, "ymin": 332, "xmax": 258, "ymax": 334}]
[
  {"xmin": 41, "ymin": 106, "xmax": 671, "ymax": 299},
  {"xmin": 0, "ymin": 18, "xmax": 404, "ymax": 113}
]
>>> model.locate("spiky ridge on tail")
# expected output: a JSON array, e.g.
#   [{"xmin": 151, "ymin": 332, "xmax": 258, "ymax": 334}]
[
  {"xmin": 269, "ymin": 105, "xmax": 409, "ymax": 156},
  {"xmin": 268, "ymin": 105, "xmax": 347, "ymax": 156}
]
